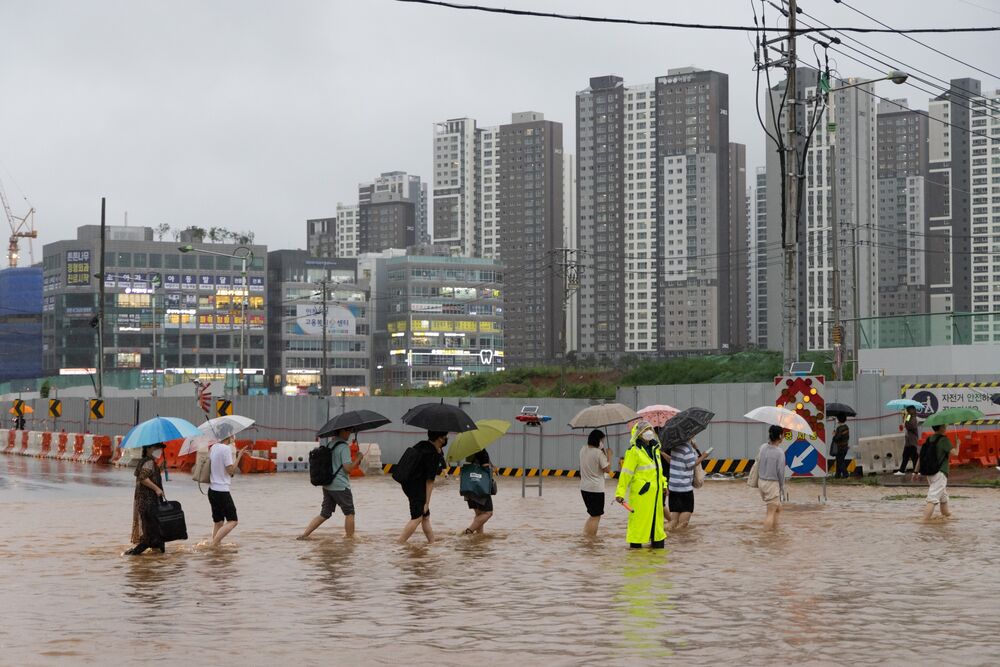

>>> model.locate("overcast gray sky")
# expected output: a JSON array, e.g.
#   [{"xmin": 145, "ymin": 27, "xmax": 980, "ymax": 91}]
[{"xmin": 2, "ymin": 0, "xmax": 998, "ymax": 254}]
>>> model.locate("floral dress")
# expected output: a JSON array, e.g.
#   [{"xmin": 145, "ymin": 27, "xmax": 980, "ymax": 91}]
[{"xmin": 131, "ymin": 457, "xmax": 163, "ymax": 545}]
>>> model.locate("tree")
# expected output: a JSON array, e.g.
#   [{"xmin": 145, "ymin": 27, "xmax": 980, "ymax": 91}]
[{"xmin": 155, "ymin": 223, "xmax": 171, "ymax": 241}]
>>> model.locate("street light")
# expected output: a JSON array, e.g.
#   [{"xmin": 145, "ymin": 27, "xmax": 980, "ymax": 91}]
[
  {"xmin": 822, "ymin": 71, "xmax": 908, "ymax": 380},
  {"xmin": 179, "ymin": 243, "xmax": 254, "ymax": 395}
]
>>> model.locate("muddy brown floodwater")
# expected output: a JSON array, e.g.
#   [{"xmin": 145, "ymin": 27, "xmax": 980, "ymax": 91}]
[{"xmin": 2, "ymin": 456, "xmax": 999, "ymax": 666}]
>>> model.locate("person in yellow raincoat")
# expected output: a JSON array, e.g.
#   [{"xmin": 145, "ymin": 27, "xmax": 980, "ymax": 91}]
[{"xmin": 615, "ymin": 420, "xmax": 667, "ymax": 549}]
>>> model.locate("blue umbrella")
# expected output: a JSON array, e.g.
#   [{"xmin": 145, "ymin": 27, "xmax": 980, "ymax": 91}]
[
  {"xmin": 120, "ymin": 416, "xmax": 202, "ymax": 449},
  {"xmin": 886, "ymin": 399, "xmax": 924, "ymax": 410}
]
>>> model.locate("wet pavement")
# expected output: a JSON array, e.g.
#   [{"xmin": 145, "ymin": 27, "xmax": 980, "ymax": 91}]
[{"xmin": 2, "ymin": 456, "xmax": 999, "ymax": 666}]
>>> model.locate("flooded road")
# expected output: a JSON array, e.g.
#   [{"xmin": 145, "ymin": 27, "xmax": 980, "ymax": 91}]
[{"xmin": 3, "ymin": 457, "xmax": 999, "ymax": 666}]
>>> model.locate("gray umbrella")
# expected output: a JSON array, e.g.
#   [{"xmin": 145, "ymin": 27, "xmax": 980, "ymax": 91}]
[
  {"xmin": 659, "ymin": 407, "xmax": 715, "ymax": 449},
  {"xmin": 568, "ymin": 403, "xmax": 639, "ymax": 429}
]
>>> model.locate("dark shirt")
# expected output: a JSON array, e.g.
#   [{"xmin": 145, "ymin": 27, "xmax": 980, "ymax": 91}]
[
  {"xmin": 413, "ymin": 441, "xmax": 445, "ymax": 482},
  {"xmin": 466, "ymin": 449, "xmax": 491, "ymax": 466},
  {"xmin": 904, "ymin": 415, "xmax": 919, "ymax": 448},
  {"xmin": 831, "ymin": 424, "xmax": 850, "ymax": 454}
]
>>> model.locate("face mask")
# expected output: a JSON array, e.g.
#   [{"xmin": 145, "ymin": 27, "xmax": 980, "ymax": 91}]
[
  {"xmin": 641, "ymin": 431, "xmax": 656, "ymax": 442},
  {"xmin": 151, "ymin": 449, "xmax": 163, "ymax": 458}
]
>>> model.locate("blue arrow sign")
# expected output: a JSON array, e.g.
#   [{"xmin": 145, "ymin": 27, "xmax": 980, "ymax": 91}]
[{"xmin": 784, "ymin": 438, "xmax": 818, "ymax": 475}]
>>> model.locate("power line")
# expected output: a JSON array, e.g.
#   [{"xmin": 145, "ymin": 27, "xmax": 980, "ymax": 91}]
[
  {"xmin": 394, "ymin": 0, "xmax": 1000, "ymax": 34},
  {"xmin": 831, "ymin": 0, "xmax": 1000, "ymax": 81}
]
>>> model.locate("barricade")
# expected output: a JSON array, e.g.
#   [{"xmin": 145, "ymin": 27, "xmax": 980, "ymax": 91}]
[
  {"xmin": 115, "ymin": 446, "xmax": 143, "ymax": 468},
  {"xmin": 88, "ymin": 436, "xmax": 113, "ymax": 464},
  {"xmin": 4, "ymin": 429, "xmax": 15, "ymax": 453},
  {"xmin": 275, "ymin": 441, "xmax": 314, "ymax": 472},
  {"xmin": 348, "ymin": 442, "xmax": 364, "ymax": 478},
  {"xmin": 64, "ymin": 434, "xmax": 86, "ymax": 461},
  {"xmin": 856, "ymin": 433, "xmax": 905, "ymax": 474},
  {"xmin": 20, "ymin": 431, "xmax": 42, "ymax": 457},
  {"xmin": 163, "ymin": 440, "xmax": 184, "ymax": 469},
  {"xmin": 239, "ymin": 454, "xmax": 277, "ymax": 474},
  {"xmin": 69, "ymin": 433, "xmax": 94, "ymax": 461},
  {"xmin": 37, "ymin": 432, "xmax": 53, "ymax": 458},
  {"xmin": 358, "ymin": 442, "xmax": 383, "ymax": 474},
  {"xmin": 975, "ymin": 430, "xmax": 1000, "ymax": 467},
  {"xmin": 16, "ymin": 430, "xmax": 30, "ymax": 456},
  {"xmin": 48, "ymin": 432, "xmax": 68, "ymax": 459}
]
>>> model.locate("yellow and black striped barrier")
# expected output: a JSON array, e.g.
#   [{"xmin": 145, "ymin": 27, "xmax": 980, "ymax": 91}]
[{"xmin": 382, "ymin": 459, "xmax": 859, "ymax": 478}]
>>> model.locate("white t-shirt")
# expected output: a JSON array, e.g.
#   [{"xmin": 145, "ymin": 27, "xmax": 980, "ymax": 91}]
[
  {"xmin": 209, "ymin": 443, "xmax": 235, "ymax": 492},
  {"xmin": 579, "ymin": 445, "xmax": 609, "ymax": 493}
]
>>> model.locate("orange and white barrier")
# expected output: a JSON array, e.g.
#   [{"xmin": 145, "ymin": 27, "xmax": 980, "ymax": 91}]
[
  {"xmin": 48, "ymin": 433, "xmax": 69, "ymax": 459},
  {"xmin": 23, "ymin": 431, "xmax": 44, "ymax": 458}
]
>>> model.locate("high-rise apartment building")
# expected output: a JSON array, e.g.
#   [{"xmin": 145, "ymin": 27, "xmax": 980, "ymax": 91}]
[
  {"xmin": 358, "ymin": 171, "xmax": 427, "ymax": 254},
  {"xmin": 306, "ymin": 217, "xmax": 337, "ymax": 258},
  {"xmin": 497, "ymin": 112, "xmax": 564, "ymax": 365},
  {"xmin": 764, "ymin": 69, "xmax": 878, "ymax": 352},
  {"xmin": 927, "ymin": 78, "xmax": 981, "ymax": 322},
  {"xmin": 432, "ymin": 118, "xmax": 479, "ymax": 256},
  {"xmin": 335, "ymin": 203, "xmax": 359, "ymax": 258},
  {"xmin": 576, "ymin": 69, "xmax": 742, "ymax": 359},
  {"xmin": 876, "ymin": 99, "xmax": 930, "ymax": 319},
  {"xmin": 750, "ymin": 167, "xmax": 768, "ymax": 348},
  {"xmin": 431, "ymin": 113, "xmax": 567, "ymax": 366},
  {"xmin": 969, "ymin": 88, "xmax": 1000, "ymax": 341}
]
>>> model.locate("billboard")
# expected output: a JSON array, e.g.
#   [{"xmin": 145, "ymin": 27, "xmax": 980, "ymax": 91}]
[
  {"xmin": 292, "ymin": 304, "xmax": 358, "ymax": 336},
  {"xmin": 901, "ymin": 382, "xmax": 1000, "ymax": 425},
  {"xmin": 66, "ymin": 250, "xmax": 91, "ymax": 286}
]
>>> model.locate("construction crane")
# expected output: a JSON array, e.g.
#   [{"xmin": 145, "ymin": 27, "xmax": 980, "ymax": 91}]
[{"xmin": 0, "ymin": 177, "xmax": 37, "ymax": 268}]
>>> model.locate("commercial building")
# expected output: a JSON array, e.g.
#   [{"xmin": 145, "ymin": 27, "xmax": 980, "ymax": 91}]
[
  {"xmin": 266, "ymin": 251, "xmax": 368, "ymax": 396},
  {"xmin": 576, "ymin": 69, "xmax": 745, "ymax": 359},
  {"xmin": 42, "ymin": 225, "xmax": 268, "ymax": 392},
  {"xmin": 0, "ymin": 266, "xmax": 43, "ymax": 383},
  {"xmin": 375, "ymin": 254, "xmax": 503, "ymax": 390}
]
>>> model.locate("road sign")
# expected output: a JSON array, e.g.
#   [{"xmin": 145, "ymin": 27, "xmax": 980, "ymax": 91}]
[
  {"xmin": 216, "ymin": 399, "xmax": 233, "ymax": 417},
  {"xmin": 89, "ymin": 399, "xmax": 105, "ymax": 420},
  {"xmin": 48, "ymin": 399, "xmax": 62, "ymax": 418},
  {"xmin": 12, "ymin": 399, "xmax": 25, "ymax": 417},
  {"xmin": 784, "ymin": 439, "xmax": 824, "ymax": 476},
  {"xmin": 774, "ymin": 375, "xmax": 827, "ymax": 477}
]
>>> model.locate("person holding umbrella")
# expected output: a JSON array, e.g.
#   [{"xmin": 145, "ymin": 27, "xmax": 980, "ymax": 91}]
[
  {"xmin": 397, "ymin": 431, "xmax": 448, "ymax": 544},
  {"xmin": 299, "ymin": 410, "xmax": 391, "ymax": 541},
  {"xmin": 207, "ymin": 427, "xmax": 245, "ymax": 547},
  {"xmin": 614, "ymin": 420, "xmax": 667, "ymax": 549},
  {"xmin": 580, "ymin": 429, "xmax": 611, "ymax": 537},
  {"xmin": 895, "ymin": 406, "xmax": 921, "ymax": 475},
  {"xmin": 124, "ymin": 443, "xmax": 167, "ymax": 555},
  {"xmin": 756, "ymin": 426, "xmax": 788, "ymax": 530},
  {"xmin": 298, "ymin": 426, "xmax": 359, "ymax": 541},
  {"xmin": 447, "ymin": 419, "xmax": 510, "ymax": 536}
]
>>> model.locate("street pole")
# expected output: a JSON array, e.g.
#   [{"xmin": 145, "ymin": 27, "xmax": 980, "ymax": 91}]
[
  {"xmin": 240, "ymin": 253, "xmax": 248, "ymax": 396},
  {"xmin": 830, "ymin": 125, "xmax": 842, "ymax": 380},
  {"xmin": 852, "ymin": 86, "xmax": 862, "ymax": 379},
  {"xmin": 782, "ymin": 0, "xmax": 799, "ymax": 374},
  {"xmin": 97, "ymin": 197, "xmax": 106, "ymax": 399},
  {"xmin": 320, "ymin": 279, "xmax": 329, "ymax": 397},
  {"xmin": 151, "ymin": 283, "xmax": 158, "ymax": 397}
]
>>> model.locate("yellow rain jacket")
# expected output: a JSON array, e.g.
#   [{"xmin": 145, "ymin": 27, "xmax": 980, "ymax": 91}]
[{"xmin": 615, "ymin": 425, "xmax": 667, "ymax": 545}]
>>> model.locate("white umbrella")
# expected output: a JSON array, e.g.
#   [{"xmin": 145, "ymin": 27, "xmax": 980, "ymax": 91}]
[
  {"xmin": 179, "ymin": 415, "xmax": 255, "ymax": 456},
  {"xmin": 568, "ymin": 403, "xmax": 640, "ymax": 429},
  {"xmin": 744, "ymin": 406, "xmax": 815, "ymax": 436}
]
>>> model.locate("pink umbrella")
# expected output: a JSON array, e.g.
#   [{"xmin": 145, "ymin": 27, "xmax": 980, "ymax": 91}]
[{"xmin": 635, "ymin": 404, "xmax": 681, "ymax": 428}]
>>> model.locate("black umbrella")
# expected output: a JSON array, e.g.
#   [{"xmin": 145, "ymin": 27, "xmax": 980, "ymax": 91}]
[
  {"xmin": 402, "ymin": 402, "xmax": 478, "ymax": 433},
  {"xmin": 992, "ymin": 394, "xmax": 1000, "ymax": 406},
  {"xmin": 659, "ymin": 407, "xmax": 715, "ymax": 448},
  {"xmin": 317, "ymin": 410, "xmax": 391, "ymax": 438},
  {"xmin": 826, "ymin": 402, "xmax": 857, "ymax": 417}
]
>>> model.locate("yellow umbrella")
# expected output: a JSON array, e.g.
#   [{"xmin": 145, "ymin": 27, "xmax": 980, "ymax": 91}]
[{"xmin": 445, "ymin": 419, "xmax": 511, "ymax": 462}]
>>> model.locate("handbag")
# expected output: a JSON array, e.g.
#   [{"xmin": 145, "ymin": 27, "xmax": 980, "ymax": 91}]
[
  {"xmin": 747, "ymin": 444, "xmax": 764, "ymax": 489},
  {"xmin": 693, "ymin": 461, "xmax": 706, "ymax": 489},
  {"xmin": 154, "ymin": 495, "xmax": 188, "ymax": 543},
  {"xmin": 459, "ymin": 463, "xmax": 492, "ymax": 496},
  {"xmin": 490, "ymin": 472, "xmax": 498, "ymax": 496},
  {"xmin": 192, "ymin": 449, "xmax": 211, "ymax": 484}
]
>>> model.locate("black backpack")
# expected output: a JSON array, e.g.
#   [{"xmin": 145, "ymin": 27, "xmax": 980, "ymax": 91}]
[
  {"xmin": 918, "ymin": 435, "xmax": 947, "ymax": 476},
  {"xmin": 309, "ymin": 441, "xmax": 346, "ymax": 486},
  {"xmin": 392, "ymin": 445, "xmax": 422, "ymax": 485}
]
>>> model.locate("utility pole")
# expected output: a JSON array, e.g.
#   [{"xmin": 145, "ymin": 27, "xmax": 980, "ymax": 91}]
[
  {"xmin": 151, "ymin": 277, "xmax": 158, "ymax": 397},
  {"xmin": 96, "ymin": 198, "xmax": 106, "ymax": 399},
  {"xmin": 554, "ymin": 248, "xmax": 579, "ymax": 396},
  {"xmin": 829, "ymin": 106, "xmax": 843, "ymax": 380},
  {"xmin": 782, "ymin": 0, "xmax": 799, "ymax": 374}
]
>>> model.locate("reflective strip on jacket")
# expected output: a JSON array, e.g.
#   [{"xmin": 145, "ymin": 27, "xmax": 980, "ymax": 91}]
[{"xmin": 615, "ymin": 439, "xmax": 667, "ymax": 544}]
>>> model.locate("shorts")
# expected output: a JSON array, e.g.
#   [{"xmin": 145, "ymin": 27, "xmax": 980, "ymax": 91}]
[
  {"xmin": 465, "ymin": 494, "xmax": 494, "ymax": 512},
  {"xmin": 320, "ymin": 488, "xmax": 355, "ymax": 518},
  {"xmin": 758, "ymin": 479, "xmax": 782, "ymax": 506},
  {"xmin": 668, "ymin": 490, "xmax": 695, "ymax": 514},
  {"xmin": 404, "ymin": 484, "xmax": 429, "ymax": 520},
  {"xmin": 581, "ymin": 490, "xmax": 605, "ymax": 517},
  {"xmin": 208, "ymin": 489, "xmax": 238, "ymax": 523},
  {"xmin": 926, "ymin": 472, "xmax": 949, "ymax": 505}
]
